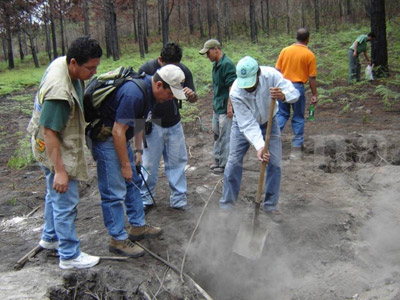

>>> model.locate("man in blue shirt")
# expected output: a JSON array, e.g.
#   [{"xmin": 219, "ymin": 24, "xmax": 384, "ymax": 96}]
[{"xmin": 90, "ymin": 65, "xmax": 186, "ymax": 257}]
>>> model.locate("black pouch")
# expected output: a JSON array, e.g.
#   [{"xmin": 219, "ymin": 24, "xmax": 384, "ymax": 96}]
[{"xmin": 145, "ymin": 121, "xmax": 152, "ymax": 135}]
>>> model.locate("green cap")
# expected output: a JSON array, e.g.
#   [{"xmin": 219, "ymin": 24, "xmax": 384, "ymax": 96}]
[
  {"xmin": 199, "ymin": 39, "xmax": 221, "ymax": 55},
  {"xmin": 236, "ymin": 56, "xmax": 259, "ymax": 89}
]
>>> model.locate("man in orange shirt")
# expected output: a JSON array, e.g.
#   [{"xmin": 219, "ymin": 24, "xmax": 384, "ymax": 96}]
[{"xmin": 276, "ymin": 28, "xmax": 318, "ymax": 156}]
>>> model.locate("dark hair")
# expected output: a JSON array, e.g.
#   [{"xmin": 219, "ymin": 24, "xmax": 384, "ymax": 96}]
[
  {"xmin": 66, "ymin": 36, "xmax": 103, "ymax": 65},
  {"xmin": 368, "ymin": 32, "xmax": 375, "ymax": 39},
  {"xmin": 153, "ymin": 72, "xmax": 170, "ymax": 90},
  {"xmin": 160, "ymin": 42, "xmax": 183, "ymax": 64},
  {"xmin": 296, "ymin": 28, "xmax": 310, "ymax": 43}
]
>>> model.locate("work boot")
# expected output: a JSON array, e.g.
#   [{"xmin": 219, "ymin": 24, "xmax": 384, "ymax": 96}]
[
  {"xmin": 109, "ymin": 238, "xmax": 145, "ymax": 258},
  {"xmin": 128, "ymin": 224, "xmax": 162, "ymax": 241},
  {"xmin": 210, "ymin": 163, "xmax": 219, "ymax": 170},
  {"xmin": 262, "ymin": 209, "xmax": 283, "ymax": 223}
]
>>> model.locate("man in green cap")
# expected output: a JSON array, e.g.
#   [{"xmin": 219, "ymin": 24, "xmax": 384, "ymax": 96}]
[
  {"xmin": 219, "ymin": 56, "xmax": 299, "ymax": 223},
  {"xmin": 199, "ymin": 39, "xmax": 237, "ymax": 174}
]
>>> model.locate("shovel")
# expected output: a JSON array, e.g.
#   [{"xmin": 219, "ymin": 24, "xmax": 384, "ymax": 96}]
[{"xmin": 232, "ymin": 97, "xmax": 276, "ymax": 260}]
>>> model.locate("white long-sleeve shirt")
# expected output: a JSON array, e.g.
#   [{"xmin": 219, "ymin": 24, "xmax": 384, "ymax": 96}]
[{"xmin": 230, "ymin": 66, "xmax": 300, "ymax": 151}]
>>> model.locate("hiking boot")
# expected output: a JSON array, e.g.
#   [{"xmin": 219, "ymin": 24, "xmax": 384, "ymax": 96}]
[
  {"xmin": 109, "ymin": 238, "xmax": 145, "ymax": 258},
  {"xmin": 128, "ymin": 224, "xmax": 162, "ymax": 241},
  {"xmin": 213, "ymin": 167, "xmax": 225, "ymax": 174},
  {"xmin": 39, "ymin": 239, "xmax": 59, "ymax": 250},
  {"xmin": 59, "ymin": 252, "xmax": 99, "ymax": 270},
  {"xmin": 171, "ymin": 204, "xmax": 192, "ymax": 212},
  {"xmin": 263, "ymin": 209, "xmax": 283, "ymax": 223}
]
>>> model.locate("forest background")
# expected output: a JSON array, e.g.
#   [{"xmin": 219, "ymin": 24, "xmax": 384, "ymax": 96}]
[{"xmin": 0, "ymin": 0, "xmax": 400, "ymax": 168}]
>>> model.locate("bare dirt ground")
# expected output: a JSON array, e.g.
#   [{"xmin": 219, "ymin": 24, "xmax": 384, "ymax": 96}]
[{"xmin": 1, "ymin": 79, "xmax": 400, "ymax": 300}]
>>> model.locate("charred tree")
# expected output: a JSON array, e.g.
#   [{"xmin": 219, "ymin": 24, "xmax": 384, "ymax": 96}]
[
  {"xmin": 131, "ymin": 0, "xmax": 138, "ymax": 43},
  {"xmin": 59, "ymin": 0, "xmax": 65, "ymax": 56},
  {"xmin": 83, "ymin": 0, "xmax": 90, "ymax": 36},
  {"xmin": 137, "ymin": 0, "xmax": 145, "ymax": 58},
  {"xmin": 49, "ymin": 0, "xmax": 58, "ymax": 59},
  {"xmin": 370, "ymin": 0, "xmax": 388, "ymax": 77},
  {"xmin": 197, "ymin": 0, "xmax": 205, "ymax": 38},
  {"xmin": 206, "ymin": 0, "xmax": 212, "ymax": 38},
  {"xmin": 216, "ymin": 0, "xmax": 222, "ymax": 42},
  {"xmin": 249, "ymin": 0, "xmax": 257, "ymax": 43},
  {"xmin": 17, "ymin": 28, "xmax": 25, "ymax": 62},
  {"xmin": 313, "ymin": 0, "xmax": 320, "ymax": 31},
  {"xmin": 187, "ymin": 0, "xmax": 194, "ymax": 35}
]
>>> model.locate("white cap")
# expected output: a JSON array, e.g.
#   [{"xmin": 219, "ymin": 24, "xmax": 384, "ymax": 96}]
[{"xmin": 156, "ymin": 64, "xmax": 186, "ymax": 100}]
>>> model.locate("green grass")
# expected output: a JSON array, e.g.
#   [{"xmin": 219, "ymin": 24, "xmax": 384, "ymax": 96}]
[{"xmin": 7, "ymin": 135, "xmax": 35, "ymax": 170}]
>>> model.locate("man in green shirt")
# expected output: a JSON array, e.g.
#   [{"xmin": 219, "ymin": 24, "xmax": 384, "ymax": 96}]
[
  {"xmin": 199, "ymin": 39, "xmax": 237, "ymax": 174},
  {"xmin": 348, "ymin": 32, "xmax": 375, "ymax": 83},
  {"xmin": 28, "ymin": 37, "xmax": 103, "ymax": 269}
]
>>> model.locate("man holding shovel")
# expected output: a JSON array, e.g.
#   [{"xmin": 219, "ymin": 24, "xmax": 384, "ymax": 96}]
[{"xmin": 219, "ymin": 56, "xmax": 299, "ymax": 223}]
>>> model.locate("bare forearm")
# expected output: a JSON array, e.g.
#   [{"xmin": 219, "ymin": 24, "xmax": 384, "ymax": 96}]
[
  {"xmin": 43, "ymin": 128, "xmax": 65, "ymax": 173},
  {"xmin": 112, "ymin": 123, "xmax": 130, "ymax": 168},
  {"xmin": 309, "ymin": 77, "xmax": 318, "ymax": 97}
]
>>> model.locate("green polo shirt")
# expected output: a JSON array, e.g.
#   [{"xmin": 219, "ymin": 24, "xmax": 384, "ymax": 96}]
[
  {"xmin": 212, "ymin": 54, "xmax": 237, "ymax": 114},
  {"xmin": 39, "ymin": 80, "xmax": 83, "ymax": 132},
  {"xmin": 349, "ymin": 34, "xmax": 368, "ymax": 55}
]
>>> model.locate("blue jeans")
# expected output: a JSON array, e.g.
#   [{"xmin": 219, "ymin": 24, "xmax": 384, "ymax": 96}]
[
  {"xmin": 140, "ymin": 122, "xmax": 188, "ymax": 208},
  {"xmin": 41, "ymin": 166, "xmax": 80, "ymax": 260},
  {"xmin": 220, "ymin": 117, "xmax": 282, "ymax": 211},
  {"xmin": 276, "ymin": 83, "xmax": 305, "ymax": 147},
  {"xmin": 91, "ymin": 138, "xmax": 145, "ymax": 241},
  {"xmin": 212, "ymin": 112, "xmax": 232, "ymax": 168}
]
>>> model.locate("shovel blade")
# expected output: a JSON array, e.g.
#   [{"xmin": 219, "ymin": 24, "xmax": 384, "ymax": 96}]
[{"xmin": 232, "ymin": 220, "xmax": 268, "ymax": 260}]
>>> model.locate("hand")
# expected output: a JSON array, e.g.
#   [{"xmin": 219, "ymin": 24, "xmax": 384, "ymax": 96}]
[
  {"xmin": 121, "ymin": 165, "xmax": 133, "ymax": 182},
  {"xmin": 183, "ymin": 87, "xmax": 197, "ymax": 103},
  {"xmin": 135, "ymin": 152, "xmax": 142, "ymax": 166},
  {"xmin": 311, "ymin": 95, "xmax": 318, "ymax": 105},
  {"xmin": 257, "ymin": 147, "xmax": 270, "ymax": 163},
  {"xmin": 53, "ymin": 170, "xmax": 69, "ymax": 194},
  {"xmin": 227, "ymin": 105, "xmax": 234, "ymax": 118},
  {"xmin": 269, "ymin": 87, "xmax": 285, "ymax": 101}
]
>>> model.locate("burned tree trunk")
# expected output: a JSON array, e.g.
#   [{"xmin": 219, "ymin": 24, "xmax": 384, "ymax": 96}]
[{"xmin": 370, "ymin": 0, "xmax": 388, "ymax": 77}]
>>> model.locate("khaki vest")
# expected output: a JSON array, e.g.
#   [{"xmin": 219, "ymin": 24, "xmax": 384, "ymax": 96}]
[{"xmin": 27, "ymin": 57, "xmax": 88, "ymax": 181}]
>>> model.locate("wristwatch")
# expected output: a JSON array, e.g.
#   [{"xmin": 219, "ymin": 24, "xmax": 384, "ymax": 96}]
[{"xmin": 134, "ymin": 149, "xmax": 143, "ymax": 154}]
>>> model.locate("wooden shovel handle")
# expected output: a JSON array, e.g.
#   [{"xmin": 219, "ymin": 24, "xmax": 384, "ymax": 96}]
[{"xmin": 255, "ymin": 98, "xmax": 277, "ymax": 205}]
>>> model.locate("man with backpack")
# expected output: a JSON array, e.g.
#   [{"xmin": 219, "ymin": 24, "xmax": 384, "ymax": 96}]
[
  {"xmin": 138, "ymin": 42, "xmax": 197, "ymax": 213},
  {"xmin": 89, "ymin": 64, "xmax": 186, "ymax": 257}
]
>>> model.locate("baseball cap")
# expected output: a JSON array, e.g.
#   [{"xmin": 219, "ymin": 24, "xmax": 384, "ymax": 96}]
[
  {"xmin": 236, "ymin": 56, "xmax": 259, "ymax": 89},
  {"xmin": 199, "ymin": 39, "xmax": 221, "ymax": 55},
  {"xmin": 156, "ymin": 64, "xmax": 186, "ymax": 100}
]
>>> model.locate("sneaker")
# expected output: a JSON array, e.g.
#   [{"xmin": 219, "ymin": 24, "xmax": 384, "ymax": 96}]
[
  {"xmin": 263, "ymin": 209, "xmax": 283, "ymax": 223},
  {"xmin": 210, "ymin": 164, "xmax": 219, "ymax": 170},
  {"xmin": 109, "ymin": 238, "xmax": 145, "ymax": 258},
  {"xmin": 128, "ymin": 224, "xmax": 162, "ymax": 241},
  {"xmin": 213, "ymin": 167, "xmax": 225, "ymax": 174},
  {"xmin": 289, "ymin": 147, "xmax": 302, "ymax": 160},
  {"xmin": 39, "ymin": 239, "xmax": 59, "ymax": 250},
  {"xmin": 59, "ymin": 252, "xmax": 100, "ymax": 270}
]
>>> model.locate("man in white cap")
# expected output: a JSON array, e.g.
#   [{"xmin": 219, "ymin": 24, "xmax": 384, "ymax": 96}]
[
  {"xmin": 199, "ymin": 39, "xmax": 237, "ymax": 174},
  {"xmin": 90, "ymin": 64, "xmax": 186, "ymax": 257},
  {"xmin": 219, "ymin": 56, "xmax": 299, "ymax": 223}
]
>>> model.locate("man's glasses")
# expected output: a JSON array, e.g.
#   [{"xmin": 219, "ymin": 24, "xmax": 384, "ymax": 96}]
[{"xmin": 81, "ymin": 64, "xmax": 97, "ymax": 73}]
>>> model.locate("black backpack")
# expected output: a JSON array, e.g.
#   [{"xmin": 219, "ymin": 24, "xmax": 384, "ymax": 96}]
[{"xmin": 83, "ymin": 66, "xmax": 148, "ymax": 141}]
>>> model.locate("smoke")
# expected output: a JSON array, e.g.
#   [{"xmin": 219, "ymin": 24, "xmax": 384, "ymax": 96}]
[
  {"xmin": 360, "ymin": 166, "xmax": 400, "ymax": 273},
  {"xmin": 186, "ymin": 205, "xmax": 302, "ymax": 300}
]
